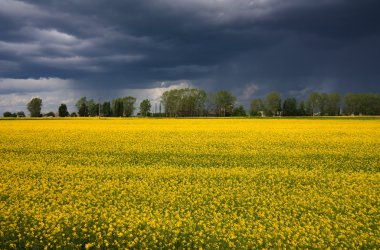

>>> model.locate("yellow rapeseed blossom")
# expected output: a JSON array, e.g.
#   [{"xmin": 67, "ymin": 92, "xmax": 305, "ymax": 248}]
[{"xmin": 0, "ymin": 118, "xmax": 379, "ymax": 248}]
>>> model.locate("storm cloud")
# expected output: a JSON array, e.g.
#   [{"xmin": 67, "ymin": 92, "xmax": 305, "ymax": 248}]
[{"xmin": 1, "ymin": 0, "xmax": 379, "ymax": 113}]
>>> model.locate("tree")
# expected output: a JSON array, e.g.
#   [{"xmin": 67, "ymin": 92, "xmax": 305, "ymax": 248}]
[
  {"xmin": 76, "ymin": 97, "xmax": 89, "ymax": 117},
  {"xmin": 45, "ymin": 111, "xmax": 55, "ymax": 117},
  {"xmin": 214, "ymin": 90, "xmax": 236, "ymax": 116},
  {"xmin": 318, "ymin": 93, "xmax": 329, "ymax": 115},
  {"xmin": 17, "ymin": 111, "xmax": 26, "ymax": 117},
  {"xmin": 282, "ymin": 98, "xmax": 298, "ymax": 116},
  {"xmin": 297, "ymin": 100, "xmax": 307, "ymax": 116},
  {"xmin": 78, "ymin": 103, "xmax": 88, "ymax": 117},
  {"xmin": 249, "ymin": 98, "xmax": 264, "ymax": 116},
  {"xmin": 205, "ymin": 93, "xmax": 216, "ymax": 116},
  {"xmin": 365, "ymin": 93, "xmax": 380, "ymax": 115},
  {"xmin": 111, "ymin": 96, "xmax": 136, "ymax": 117},
  {"xmin": 27, "ymin": 97, "xmax": 42, "ymax": 117},
  {"xmin": 87, "ymin": 99, "xmax": 99, "ymax": 117},
  {"xmin": 307, "ymin": 92, "xmax": 321, "ymax": 115},
  {"xmin": 265, "ymin": 92, "xmax": 281, "ymax": 116},
  {"xmin": 192, "ymin": 88, "xmax": 207, "ymax": 116},
  {"xmin": 101, "ymin": 102, "xmax": 111, "ymax": 117},
  {"xmin": 232, "ymin": 105, "xmax": 246, "ymax": 116},
  {"xmin": 161, "ymin": 88, "xmax": 207, "ymax": 117},
  {"xmin": 122, "ymin": 96, "xmax": 136, "ymax": 117},
  {"xmin": 162, "ymin": 89, "xmax": 181, "ymax": 117},
  {"xmin": 112, "ymin": 98, "xmax": 124, "ymax": 117},
  {"xmin": 58, "ymin": 104, "xmax": 69, "ymax": 117},
  {"xmin": 74, "ymin": 97, "xmax": 99, "ymax": 117},
  {"xmin": 344, "ymin": 93, "xmax": 380, "ymax": 115},
  {"xmin": 180, "ymin": 88, "xmax": 207, "ymax": 116},
  {"xmin": 3, "ymin": 111, "xmax": 14, "ymax": 117},
  {"xmin": 344, "ymin": 93, "xmax": 358, "ymax": 115},
  {"xmin": 306, "ymin": 92, "xmax": 340, "ymax": 116},
  {"xmin": 326, "ymin": 93, "xmax": 341, "ymax": 116},
  {"xmin": 140, "ymin": 99, "xmax": 151, "ymax": 117}
]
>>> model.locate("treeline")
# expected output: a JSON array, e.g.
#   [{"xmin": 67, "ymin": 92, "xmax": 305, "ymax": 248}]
[
  {"xmin": 343, "ymin": 93, "xmax": 380, "ymax": 115},
  {"xmin": 3, "ymin": 111, "xmax": 26, "ymax": 118},
  {"xmin": 71, "ymin": 89, "xmax": 240, "ymax": 117},
  {"xmin": 3, "ymin": 89, "xmax": 380, "ymax": 117},
  {"xmin": 252, "ymin": 92, "xmax": 380, "ymax": 116},
  {"xmin": 160, "ymin": 89, "xmax": 380, "ymax": 117},
  {"xmin": 161, "ymin": 89, "xmax": 241, "ymax": 117},
  {"xmin": 74, "ymin": 96, "xmax": 137, "ymax": 117},
  {"xmin": 251, "ymin": 92, "xmax": 342, "ymax": 117}
]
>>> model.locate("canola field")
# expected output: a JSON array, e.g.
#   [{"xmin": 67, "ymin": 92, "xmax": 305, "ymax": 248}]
[{"xmin": 0, "ymin": 118, "xmax": 379, "ymax": 249}]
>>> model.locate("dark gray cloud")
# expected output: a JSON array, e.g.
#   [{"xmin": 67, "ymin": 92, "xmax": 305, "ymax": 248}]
[{"xmin": 1, "ymin": 0, "xmax": 379, "ymax": 113}]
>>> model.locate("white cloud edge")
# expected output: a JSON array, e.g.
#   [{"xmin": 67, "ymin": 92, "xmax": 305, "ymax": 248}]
[{"xmin": 0, "ymin": 78, "xmax": 193, "ymax": 115}]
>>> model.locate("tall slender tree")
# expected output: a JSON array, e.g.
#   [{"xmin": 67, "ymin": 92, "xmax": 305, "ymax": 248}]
[
  {"xmin": 265, "ymin": 92, "xmax": 281, "ymax": 116},
  {"xmin": 140, "ymin": 99, "xmax": 151, "ymax": 117},
  {"xmin": 122, "ymin": 96, "xmax": 136, "ymax": 117},
  {"xmin": 112, "ymin": 98, "xmax": 124, "ymax": 117}
]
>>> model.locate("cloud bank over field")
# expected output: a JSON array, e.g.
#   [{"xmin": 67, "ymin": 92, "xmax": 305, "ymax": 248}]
[{"xmin": 1, "ymin": 0, "xmax": 379, "ymax": 113}]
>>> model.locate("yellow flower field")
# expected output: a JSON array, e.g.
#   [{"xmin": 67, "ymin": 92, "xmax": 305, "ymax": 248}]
[{"xmin": 0, "ymin": 118, "xmax": 379, "ymax": 249}]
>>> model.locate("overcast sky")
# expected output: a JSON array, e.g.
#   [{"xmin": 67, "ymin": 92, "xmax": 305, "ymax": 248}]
[{"xmin": 1, "ymin": 0, "xmax": 380, "ymax": 114}]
